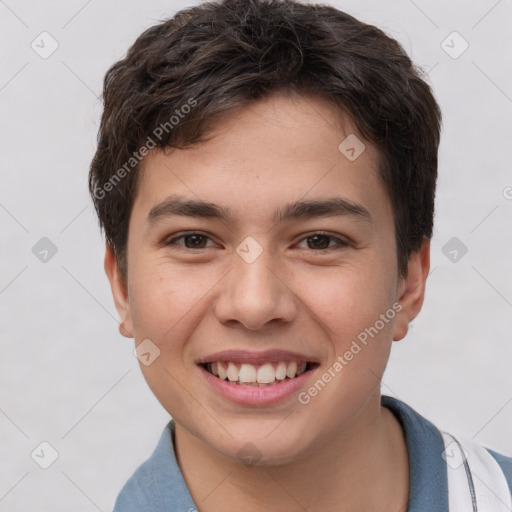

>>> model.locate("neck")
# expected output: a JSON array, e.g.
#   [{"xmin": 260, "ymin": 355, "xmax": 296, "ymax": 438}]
[{"xmin": 174, "ymin": 394, "xmax": 410, "ymax": 512}]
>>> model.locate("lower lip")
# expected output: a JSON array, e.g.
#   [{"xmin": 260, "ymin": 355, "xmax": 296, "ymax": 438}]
[{"xmin": 199, "ymin": 365, "xmax": 316, "ymax": 406}]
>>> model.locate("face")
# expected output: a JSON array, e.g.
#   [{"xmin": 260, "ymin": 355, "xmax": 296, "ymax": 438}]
[{"xmin": 106, "ymin": 92, "xmax": 428, "ymax": 465}]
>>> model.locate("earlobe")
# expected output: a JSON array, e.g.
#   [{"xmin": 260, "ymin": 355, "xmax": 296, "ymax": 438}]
[
  {"xmin": 392, "ymin": 238, "xmax": 430, "ymax": 342},
  {"xmin": 104, "ymin": 246, "xmax": 134, "ymax": 338}
]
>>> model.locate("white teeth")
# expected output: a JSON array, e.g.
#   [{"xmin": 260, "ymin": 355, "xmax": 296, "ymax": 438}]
[
  {"xmin": 256, "ymin": 363, "xmax": 276, "ymax": 383},
  {"xmin": 207, "ymin": 360, "xmax": 311, "ymax": 384},
  {"xmin": 217, "ymin": 362, "xmax": 227, "ymax": 380},
  {"xmin": 275, "ymin": 362, "xmax": 287, "ymax": 380},
  {"xmin": 226, "ymin": 362, "xmax": 239, "ymax": 382},
  {"xmin": 286, "ymin": 361, "xmax": 298, "ymax": 379},
  {"xmin": 239, "ymin": 363, "xmax": 257, "ymax": 383}
]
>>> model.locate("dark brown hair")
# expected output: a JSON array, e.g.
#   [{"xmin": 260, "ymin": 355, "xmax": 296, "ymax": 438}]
[{"xmin": 89, "ymin": 0, "xmax": 442, "ymax": 281}]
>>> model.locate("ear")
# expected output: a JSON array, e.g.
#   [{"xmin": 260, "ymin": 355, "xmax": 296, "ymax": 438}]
[
  {"xmin": 393, "ymin": 237, "xmax": 430, "ymax": 341},
  {"xmin": 104, "ymin": 245, "xmax": 134, "ymax": 338}
]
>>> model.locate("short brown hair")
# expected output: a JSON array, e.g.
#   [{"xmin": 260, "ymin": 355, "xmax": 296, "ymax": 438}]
[{"xmin": 89, "ymin": 0, "xmax": 442, "ymax": 281}]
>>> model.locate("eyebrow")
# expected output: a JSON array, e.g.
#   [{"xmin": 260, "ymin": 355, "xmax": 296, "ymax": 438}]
[{"xmin": 147, "ymin": 195, "xmax": 373, "ymax": 226}]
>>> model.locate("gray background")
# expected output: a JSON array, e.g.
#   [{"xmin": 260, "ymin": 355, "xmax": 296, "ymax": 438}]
[{"xmin": 1, "ymin": 0, "xmax": 511, "ymax": 510}]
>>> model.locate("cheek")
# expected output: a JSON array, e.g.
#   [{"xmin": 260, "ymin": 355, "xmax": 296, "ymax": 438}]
[
  {"xmin": 128, "ymin": 261, "xmax": 220, "ymax": 351},
  {"xmin": 292, "ymin": 256, "xmax": 398, "ymax": 388},
  {"xmin": 295, "ymin": 257, "xmax": 397, "ymax": 333},
  {"xmin": 127, "ymin": 265, "xmax": 214, "ymax": 412}
]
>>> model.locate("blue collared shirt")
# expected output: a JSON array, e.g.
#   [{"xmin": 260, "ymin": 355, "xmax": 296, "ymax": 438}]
[{"xmin": 113, "ymin": 395, "xmax": 512, "ymax": 511}]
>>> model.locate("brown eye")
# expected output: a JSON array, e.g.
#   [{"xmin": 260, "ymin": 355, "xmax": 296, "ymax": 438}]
[
  {"xmin": 182, "ymin": 234, "xmax": 208, "ymax": 248},
  {"xmin": 297, "ymin": 232, "xmax": 349, "ymax": 251},
  {"xmin": 166, "ymin": 233, "xmax": 215, "ymax": 249},
  {"xmin": 307, "ymin": 234, "xmax": 331, "ymax": 250}
]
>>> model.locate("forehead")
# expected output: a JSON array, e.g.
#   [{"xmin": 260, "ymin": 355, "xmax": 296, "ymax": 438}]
[{"xmin": 132, "ymin": 92, "xmax": 389, "ymax": 227}]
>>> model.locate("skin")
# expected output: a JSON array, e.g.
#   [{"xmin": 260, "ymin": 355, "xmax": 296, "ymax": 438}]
[{"xmin": 105, "ymin": 91, "xmax": 430, "ymax": 512}]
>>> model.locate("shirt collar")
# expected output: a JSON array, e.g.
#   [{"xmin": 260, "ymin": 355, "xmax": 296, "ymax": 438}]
[{"xmin": 381, "ymin": 394, "xmax": 449, "ymax": 511}]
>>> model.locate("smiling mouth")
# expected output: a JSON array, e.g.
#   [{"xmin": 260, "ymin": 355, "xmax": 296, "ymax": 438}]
[{"xmin": 201, "ymin": 361, "xmax": 319, "ymax": 387}]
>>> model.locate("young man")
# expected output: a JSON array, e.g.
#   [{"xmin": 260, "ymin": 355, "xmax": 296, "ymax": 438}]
[{"xmin": 89, "ymin": 0, "xmax": 512, "ymax": 510}]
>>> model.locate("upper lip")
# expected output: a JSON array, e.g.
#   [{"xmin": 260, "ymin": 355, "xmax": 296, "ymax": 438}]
[{"xmin": 196, "ymin": 349, "xmax": 319, "ymax": 365}]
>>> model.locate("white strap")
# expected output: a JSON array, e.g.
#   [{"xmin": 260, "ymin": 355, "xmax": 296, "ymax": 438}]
[{"xmin": 441, "ymin": 431, "xmax": 512, "ymax": 512}]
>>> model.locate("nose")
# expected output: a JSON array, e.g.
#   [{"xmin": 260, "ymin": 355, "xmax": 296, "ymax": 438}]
[{"xmin": 213, "ymin": 245, "xmax": 298, "ymax": 330}]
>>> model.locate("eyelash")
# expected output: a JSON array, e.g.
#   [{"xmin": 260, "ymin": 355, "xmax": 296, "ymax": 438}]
[{"xmin": 164, "ymin": 231, "xmax": 349, "ymax": 252}]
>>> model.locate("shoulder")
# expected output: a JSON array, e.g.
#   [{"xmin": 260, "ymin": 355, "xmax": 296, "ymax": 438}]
[
  {"xmin": 113, "ymin": 457, "xmax": 157, "ymax": 512},
  {"xmin": 439, "ymin": 430, "xmax": 512, "ymax": 510},
  {"xmin": 112, "ymin": 420, "xmax": 197, "ymax": 512},
  {"xmin": 381, "ymin": 395, "xmax": 512, "ymax": 510},
  {"xmin": 487, "ymin": 447, "xmax": 512, "ymax": 496}
]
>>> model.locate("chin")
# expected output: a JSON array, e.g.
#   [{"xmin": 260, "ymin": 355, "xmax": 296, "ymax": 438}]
[{"xmin": 206, "ymin": 426, "xmax": 312, "ymax": 467}]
